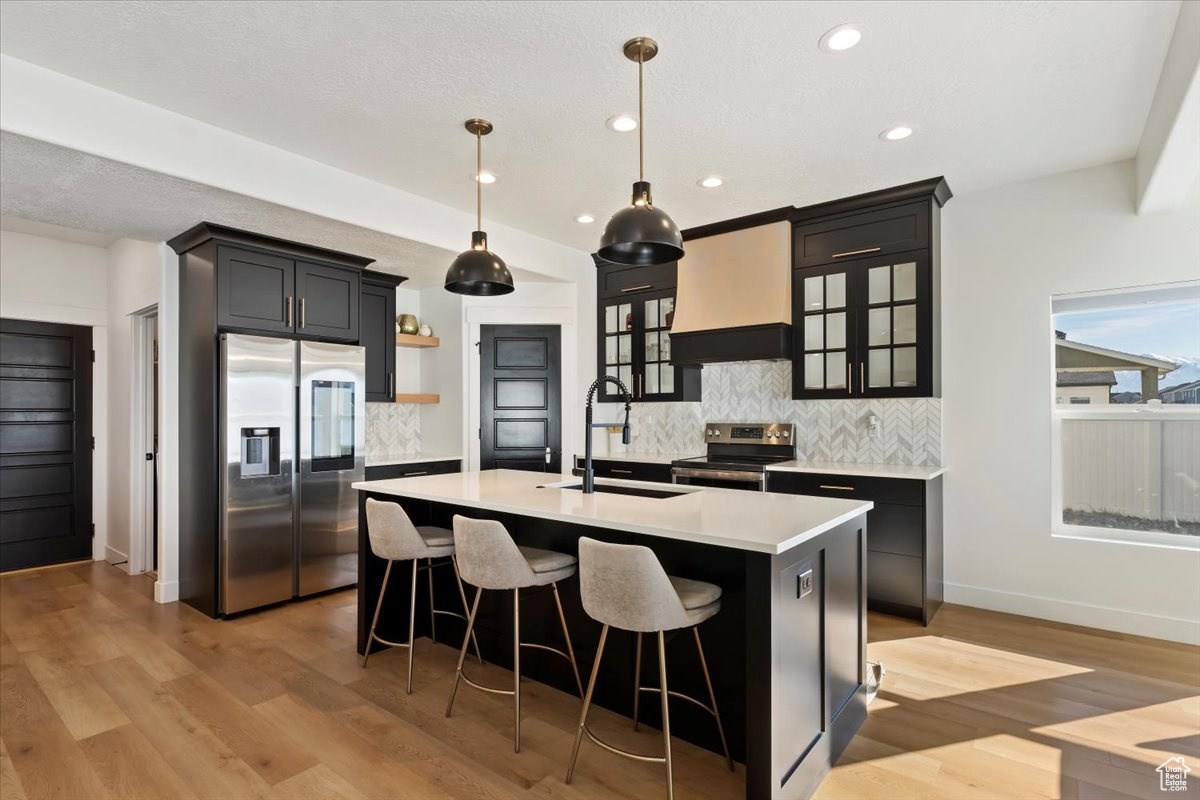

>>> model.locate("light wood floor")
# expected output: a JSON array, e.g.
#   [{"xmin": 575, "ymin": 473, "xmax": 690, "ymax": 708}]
[{"xmin": 0, "ymin": 562, "xmax": 1196, "ymax": 800}]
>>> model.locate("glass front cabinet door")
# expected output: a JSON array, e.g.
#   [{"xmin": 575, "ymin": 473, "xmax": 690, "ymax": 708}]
[
  {"xmin": 793, "ymin": 250, "xmax": 932, "ymax": 398},
  {"xmin": 597, "ymin": 288, "xmax": 698, "ymax": 402}
]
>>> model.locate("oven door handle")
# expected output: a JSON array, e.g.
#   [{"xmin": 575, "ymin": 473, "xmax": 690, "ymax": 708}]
[{"xmin": 670, "ymin": 466, "xmax": 766, "ymax": 484}]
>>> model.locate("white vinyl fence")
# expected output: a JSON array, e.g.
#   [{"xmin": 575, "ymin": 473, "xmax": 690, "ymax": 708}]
[{"xmin": 1061, "ymin": 419, "xmax": 1200, "ymax": 523}]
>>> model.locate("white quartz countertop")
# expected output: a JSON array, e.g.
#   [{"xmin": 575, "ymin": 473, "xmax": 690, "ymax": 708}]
[
  {"xmin": 572, "ymin": 452, "xmax": 703, "ymax": 465},
  {"xmin": 764, "ymin": 461, "xmax": 946, "ymax": 480},
  {"xmin": 353, "ymin": 469, "xmax": 871, "ymax": 555},
  {"xmin": 365, "ymin": 453, "xmax": 462, "ymax": 468}
]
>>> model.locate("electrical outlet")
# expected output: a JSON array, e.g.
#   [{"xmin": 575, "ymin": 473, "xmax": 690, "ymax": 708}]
[{"xmin": 798, "ymin": 569, "xmax": 813, "ymax": 598}]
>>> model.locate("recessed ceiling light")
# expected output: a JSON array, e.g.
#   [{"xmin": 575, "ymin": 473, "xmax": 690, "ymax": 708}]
[
  {"xmin": 879, "ymin": 125, "xmax": 913, "ymax": 141},
  {"xmin": 819, "ymin": 23, "xmax": 863, "ymax": 53},
  {"xmin": 474, "ymin": 171, "xmax": 497, "ymax": 184},
  {"xmin": 698, "ymin": 176, "xmax": 723, "ymax": 188},
  {"xmin": 606, "ymin": 114, "xmax": 638, "ymax": 133},
  {"xmin": 576, "ymin": 214, "xmax": 596, "ymax": 224}
]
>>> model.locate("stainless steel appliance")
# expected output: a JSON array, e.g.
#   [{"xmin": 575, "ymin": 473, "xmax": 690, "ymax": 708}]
[
  {"xmin": 220, "ymin": 334, "xmax": 365, "ymax": 614},
  {"xmin": 671, "ymin": 422, "xmax": 795, "ymax": 491}
]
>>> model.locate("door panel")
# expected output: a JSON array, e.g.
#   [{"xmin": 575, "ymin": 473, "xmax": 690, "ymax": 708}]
[
  {"xmin": 480, "ymin": 325, "xmax": 561, "ymax": 472},
  {"xmin": 216, "ymin": 246, "xmax": 295, "ymax": 334},
  {"xmin": 360, "ymin": 280, "xmax": 396, "ymax": 402},
  {"xmin": 296, "ymin": 261, "xmax": 359, "ymax": 342},
  {"xmin": 0, "ymin": 318, "xmax": 93, "ymax": 571}
]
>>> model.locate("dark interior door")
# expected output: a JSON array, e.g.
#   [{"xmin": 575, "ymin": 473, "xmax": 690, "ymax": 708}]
[
  {"xmin": 480, "ymin": 325, "xmax": 561, "ymax": 472},
  {"xmin": 0, "ymin": 318, "xmax": 93, "ymax": 571}
]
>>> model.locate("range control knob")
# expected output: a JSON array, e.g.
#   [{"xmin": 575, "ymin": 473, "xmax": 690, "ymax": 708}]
[{"xmin": 783, "ymin": 431, "xmax": 791, "ymax": 438}]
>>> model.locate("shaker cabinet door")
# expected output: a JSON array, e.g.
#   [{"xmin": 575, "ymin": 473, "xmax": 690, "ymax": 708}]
[
  {"xmin": 360, "ymin": 281, "xmax": 395, "ymax": 402},
  {"xmin": 295, "ymin": 261, "xmax": 360, "ymax": 342},
  {"xmin": 216, "ymin": 246, "xmax": 296, "ymax": 334}
]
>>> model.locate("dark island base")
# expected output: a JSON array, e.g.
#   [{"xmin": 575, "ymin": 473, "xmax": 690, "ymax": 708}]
[{"xmin": 357, "ymin": 490, "xmax": 868, "ymax": 800}]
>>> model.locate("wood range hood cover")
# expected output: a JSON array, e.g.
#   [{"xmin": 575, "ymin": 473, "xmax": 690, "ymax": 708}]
[{"xmin": 670, "ymin": 216, "xmax": 793, "ymax": 364}]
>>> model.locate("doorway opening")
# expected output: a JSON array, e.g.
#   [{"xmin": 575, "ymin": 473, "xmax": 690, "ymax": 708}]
[{"xmin": 130, "ymin": 306, "xmax": 159, "ymax": 575}]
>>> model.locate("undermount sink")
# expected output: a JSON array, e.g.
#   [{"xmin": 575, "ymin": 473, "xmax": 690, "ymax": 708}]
[{"xmin": 541, "ymin": 482, "xmax": 689, "ymax": 499}]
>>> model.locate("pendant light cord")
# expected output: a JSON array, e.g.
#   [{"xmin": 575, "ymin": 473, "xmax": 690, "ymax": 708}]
[
  {"xmin": 638, "ymin": 50, "xmax": 644, "ymax": 183},
  {"xmin": 476, "ymin": 130, "xmax": 482, "ymax": 230}
]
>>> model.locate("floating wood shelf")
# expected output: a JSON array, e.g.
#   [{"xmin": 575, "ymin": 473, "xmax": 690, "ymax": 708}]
[
  {"xmin": 394, "ymin": 393, "xmax": 440, "ymax": 404},
  {"xmin": 396, "ymin": 333, "xmax": 440, "ymax": 348}
]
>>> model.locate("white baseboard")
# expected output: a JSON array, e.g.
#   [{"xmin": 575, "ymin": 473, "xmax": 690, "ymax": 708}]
[
  {"xmin": 944, "ymin": 582, "xmax": 1200, "ymax": 646},
  {"xmin": 154, "ymin": 579, "xmax": 179, "ymax": 604},
  {"xmin": 104, "ymin": 545, "xmax": 129, "ymax": 571}
]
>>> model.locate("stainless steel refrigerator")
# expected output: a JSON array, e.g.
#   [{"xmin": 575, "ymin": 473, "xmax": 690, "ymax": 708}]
[{"xmin": 219, "ymin": 333, "xmax": 365, "ymax": 614}]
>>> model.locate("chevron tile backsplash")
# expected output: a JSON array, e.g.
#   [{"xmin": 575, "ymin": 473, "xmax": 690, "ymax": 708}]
[
  {"xmin": 366, "ymin": 403, "xmax": 421, "ymax": 460},
  {"xmin": 618, "ymin": 361, "xmax": 941, "ymax": 466}
]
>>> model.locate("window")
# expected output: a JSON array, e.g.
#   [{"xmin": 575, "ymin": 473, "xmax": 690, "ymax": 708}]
[{"xmin": 1051, "ymin": 283, "xmax": 1200, "ymax": 547}]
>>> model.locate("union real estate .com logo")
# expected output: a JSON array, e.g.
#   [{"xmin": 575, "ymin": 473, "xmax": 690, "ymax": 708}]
[{"xmin": 1158, "ymin": 756, "xmax": 1191, "ymax": 792}]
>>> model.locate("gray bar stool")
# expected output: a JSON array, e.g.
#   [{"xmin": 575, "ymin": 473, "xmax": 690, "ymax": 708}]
[
  {"xmin": 361, "ymin": 498, "xmax": 481, "ymax": 693},
  {"xmin": 566, "ymin": 537, "xmax": 734, "ymax": 799},
  {"xmin": 446, "ymin": 515, "xmax": 584, "ymax": 753}
]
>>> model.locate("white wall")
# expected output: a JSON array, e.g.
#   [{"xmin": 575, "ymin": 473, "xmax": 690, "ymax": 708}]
[
  {"xmin": 104, "ymin": 238, "xmax": 164, "ymax": 565},
  {"xmin": 0, "ymin": 229, "xmax": 110, "ymax": 561},
  {"xmin": 942, "ymin": 159, "xmax": 1200, "ymax": 644}
]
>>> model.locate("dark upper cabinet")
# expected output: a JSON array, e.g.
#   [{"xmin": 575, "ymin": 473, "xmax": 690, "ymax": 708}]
[
  {"xmin": 294, "ymin": 260, "xmax": 359, "ymax": 341},
  {"xmin": 793, "ymin": 250, "xmax": 933, "ymax": 398},
  {"xmin": 360, "ymin": 270, "xmax": 404, "ymax": 403},
  {"xmin": 216, "ymin": 246, "xmax": 296, "ymax": 334},
  {"xmin": 792, "ymin": 178, "xmax": 949, "ymax": 400},
  {"xmin": 213, "ymin": 244, "xmax": 362, "ymax": 342},
  {"xmin": 595, "ymin": 261, "xmax": 701, "ymax": 403}
]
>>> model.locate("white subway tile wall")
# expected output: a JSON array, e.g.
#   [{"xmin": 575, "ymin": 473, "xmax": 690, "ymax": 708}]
[
  {"xmin": 365, "ymin": 403, "xmax": 421, "ymax": 461},
  {"xmin": 624, "ymin": 361, "xmax": 941, "ymax": 466}
]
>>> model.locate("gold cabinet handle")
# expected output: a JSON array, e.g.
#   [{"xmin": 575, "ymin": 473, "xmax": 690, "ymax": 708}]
[
  {"xmin": 404, "ymin": 471, "xmax": 428, "ymax": 477},
  {"xmin": 299, "ymin": 297, "xmax": 306, "ymax": 328},
  {"xmin": 620, "ymin": 284, "xmax": 653, "ymax": 293},
  {"xmin": 860, "ymin": 362, "xmax": 865, "ymax": 390},
  {"xmin": 819, "ymin": 484, "xmax": 855, "ymax": 491},
  {"xmin": 285, "ymin": 296, "xmax": 293, "ymax": 327},
  {"xmin": 610, "ymin": 468, "xmax": 633, "ymax": 474},
  {"xmin": 847, "ymin": 363, "xmax": 851, "ymax": 394},
  {"xmin": 831, "ymin": 246, "xmax": 881, "ymax": 259}
]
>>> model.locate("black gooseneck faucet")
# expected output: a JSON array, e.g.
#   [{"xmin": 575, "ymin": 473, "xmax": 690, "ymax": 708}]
[{"xmin": 583, "ymin": 376, "xmax": 633, "ymax": 494}]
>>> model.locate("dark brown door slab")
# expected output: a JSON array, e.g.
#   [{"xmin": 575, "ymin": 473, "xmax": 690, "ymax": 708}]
[{"xmin": 480, "ymin": 325, "xmax": 561, "ymax": 472}]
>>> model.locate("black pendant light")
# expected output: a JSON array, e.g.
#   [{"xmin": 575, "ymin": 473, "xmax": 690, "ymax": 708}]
[
  {"xmin": 445, "ymin": 118, "xmax": 514, "ymax": 296},
  {"xmin": 598, "ymin": 37, "xmax": 684, "ymax": 267}
]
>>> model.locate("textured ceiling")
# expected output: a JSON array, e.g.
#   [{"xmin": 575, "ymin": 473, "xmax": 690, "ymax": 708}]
[
  {"xmin": 0, "ymin": 132, "xmax": 541, "ymax": 288},
  {"xmin": 0, "ymin": 1, "xmax": 1182, "ymax": 252}
]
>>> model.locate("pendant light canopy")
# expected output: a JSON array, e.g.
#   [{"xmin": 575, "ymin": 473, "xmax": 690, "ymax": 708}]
[
  {"xmin": 445, "ymin": 118, "xmax": 514, "ymax": 296},
  {"xmin": 598, "ymin": 37, "xmax": 684, "ymax": 267}
]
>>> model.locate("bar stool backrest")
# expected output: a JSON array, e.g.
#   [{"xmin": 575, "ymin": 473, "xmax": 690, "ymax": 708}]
[
  {"xmin": 365, "ymin": 498, "xmax": 431, "ymax": 561},
  {"xmin": 577, "ymin": 537, "xmax": 690, "ymax": 632},
  {"xmin": 452, "ymin": 516, "xmax": 537, "ymax": 590}
]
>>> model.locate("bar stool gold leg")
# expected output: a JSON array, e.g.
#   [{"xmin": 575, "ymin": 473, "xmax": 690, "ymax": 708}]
[
  {"xmin": 658, "ymin": 630, "xmax": 674, "ymax": 800},
  {"xmin": 446, "ymin": 587, "xmax": 482, "ymax": 717},
  {"xmin": 695, "ymin": 627, "xmax": 734, "ymax": 771},
  {"xmin": 427, "ymin": 558, "xmax": 437, "ymax": 645},
  {"xmin": 406, "ymin": 558, "xmax": 418, "ymax": 694},
  {"xmin": 566, "ymin": 624, "xmax": 609, "ymax": 784},
  {"xmin": 632, "ymin": 631, "xmax": 643, "ymax": 730},
  {"xmin": 362, "ymin": 560, "xmax": 393, "ymax": 668},
  {"xmin": 513, "ymin": 588, "xmax": 521, "ymax": 753},
  {"xmin": 451, "ymin": 556, "xmax": 483, "ymax": 665},
  {"xmin": 552, "ymin": 582, "xmax": 584, "ymax": 697}
]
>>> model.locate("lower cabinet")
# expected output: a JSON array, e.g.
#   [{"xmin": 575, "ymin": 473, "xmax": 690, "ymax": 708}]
[
  {"xmin": 767, "ymin": 471, "xmax": 942, "ymax": 625},
  {"xmin": 571, "ymin": 456, "xmax": 673, "ymax": 484},
  {"xmin": 364, "ymin": 459, "xmax": 461, "ymax": 482}
]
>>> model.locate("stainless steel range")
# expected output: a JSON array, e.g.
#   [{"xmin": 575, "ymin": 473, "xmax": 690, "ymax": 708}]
[{"xmin": 671, "ymin": 422, "xmax": 795, "ymax": 491}]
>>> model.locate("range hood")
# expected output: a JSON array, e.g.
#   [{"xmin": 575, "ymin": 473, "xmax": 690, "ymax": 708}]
[{"xmin": 669, "ymin": 218, "xmax": 793, "ymax": 364}]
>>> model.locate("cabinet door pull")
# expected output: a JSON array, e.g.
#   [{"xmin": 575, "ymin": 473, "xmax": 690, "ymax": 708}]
[
  {"xmin": 620, "ymin": 284, "xmax": 653, "ymax": 293},
  {"xmin": 299, "ymin": 297, "xmax": 306, "ymax": 328},
  {"xmin": 831, "ymin": 246, "xmax": 881, "ymax": 259},
  {"xmin": 285, "ymin": 296, "xmax": 293, "ymax": 327},
  {"xmin": 404, "ymin": 471, "xmax": 429, "ymax": 477},
  {"xmin": 860, "ymin": 362, "xmax": 865, "ymax": 391},
  {"xmin": 819, "ymin": 484, "xmax": 855, "ymax": 491},
  {"xmin": 847, "ymin": 363, "xmax": 852, "ymax": 395},
  {"xmin": 610, "ymin": 468, "xmax": 633, "ymax": 474},
  {"xmin": 387, "ymin": 372, "xmax": 394, "ymax": 396}
]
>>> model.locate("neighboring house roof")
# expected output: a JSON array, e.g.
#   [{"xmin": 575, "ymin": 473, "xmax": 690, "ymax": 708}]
[
  {"xmin": 1162, "ymin": 379, "xmax": 1200, "ymax": 394},
  {"xmin": 1055, "ymin": 337, "xmax": 1178, "ymax": 375},
  {"xmin": 1056, "ymin": 370, "xmax": 1116, "ymax": 387}
]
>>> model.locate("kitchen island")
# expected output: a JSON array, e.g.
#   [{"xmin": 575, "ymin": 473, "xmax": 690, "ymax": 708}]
[{"xmin": 354, "ymin": 469, "xmax": 872, "ymax": 800}]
